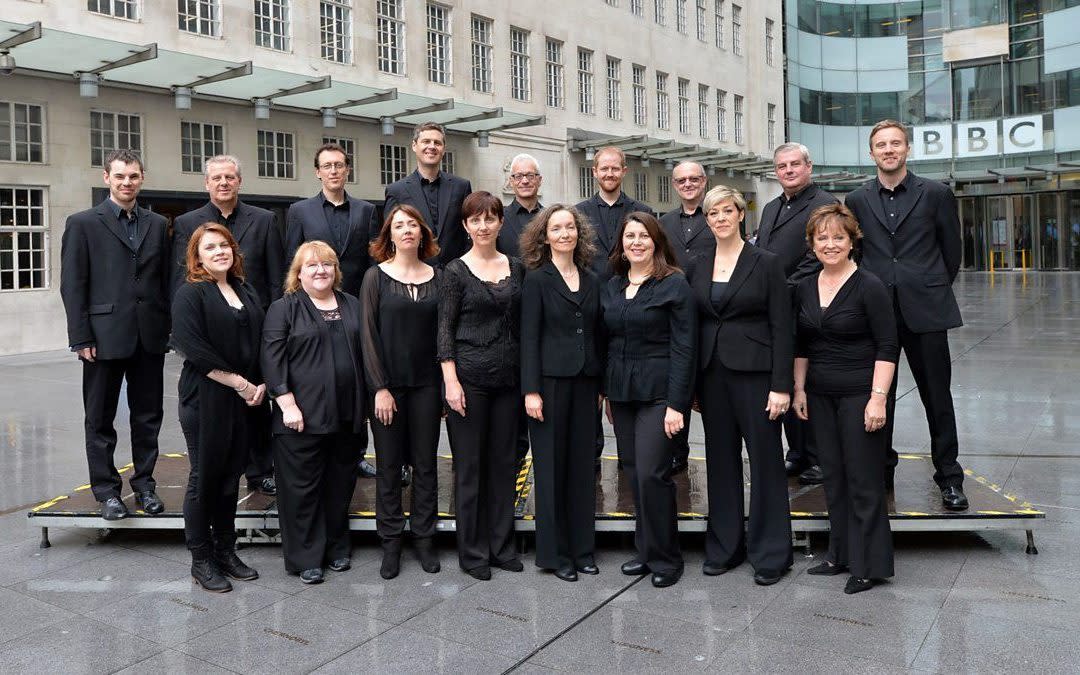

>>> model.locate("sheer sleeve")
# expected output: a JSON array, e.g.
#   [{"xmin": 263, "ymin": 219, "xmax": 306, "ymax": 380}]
[
  {"xmin": 359, "ymin": 266, "xmax": 390, "ymax": 391},
  {"xmin": 437, "ymin": 260, "xmax": 463, "ymax": 362}
]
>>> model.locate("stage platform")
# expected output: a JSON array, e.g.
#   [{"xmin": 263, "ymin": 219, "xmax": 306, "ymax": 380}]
[{"xmin": 27, "ymin": 451, "xmax": 1043, "ymax": 553}]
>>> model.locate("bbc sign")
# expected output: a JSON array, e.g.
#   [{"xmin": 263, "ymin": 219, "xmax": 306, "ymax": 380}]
[{"xmin": 911, "ymin": 115, "xmax": 1044, "ymax": 160}]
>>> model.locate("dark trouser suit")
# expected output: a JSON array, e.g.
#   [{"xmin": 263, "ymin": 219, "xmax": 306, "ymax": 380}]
[
  {"xmin": 782, "ymin": 410, "xmax": 818, "ymax": 468},
  {"xmin": 81, "ymin": 343, "xmax": 165, "ymax": 501},
  {"xmin": 245, "ymin": 419, "xmax": 274, "ymax": 485},
  {"xmin": 700, "ymin": 363, "xmax": 793, "ymax": 572},
  {"xmin": 671, "ymin": 411, "xmax": 692, "ymax": 466},
  {"xmin": 446, "ymin": 382, "xmax": 520, "ymax": 571},
  {"xmin": 809, "ymin": 392, "xmax": 894, "ymax": 579},
  {"xmin": 611, "ymin": 401, "xmax": 682, "ymax": 575},
  {"xmin": 273, "ymin": 430, "xmax": 361, "ymax": 573},
  {"xmin": 885, "ymin": 298, "xmax": 964, "ymax": 489},
  {"xmin": 530, "ymin": 375, "xmax": 599, "ymax": 570},
  {"xmin": 179, "ymin": 398, "xmax": 247, "ymax": 552},
  {"xmin": 370, "ymin": 384, "xmax": 441, "ymax": 542}
]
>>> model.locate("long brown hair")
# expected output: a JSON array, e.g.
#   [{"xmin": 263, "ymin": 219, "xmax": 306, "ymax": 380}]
[
  {"xmin": 608, "ymin": 211, "xmax": 680, "ymax": 279},
  {"xmin": 284, "ymin": 241, "xmax": 342, "ymax": 294},
  {"xmin": 518, "ymin": 204, "xmax": 596, "ymax": 270},
  {"xmin": 185, "ymin": 223, "xmax": 245, "ymax": 283},
  {"xmin": 370, "ymin": 204, "xmax": 440, "ymax": 262}
]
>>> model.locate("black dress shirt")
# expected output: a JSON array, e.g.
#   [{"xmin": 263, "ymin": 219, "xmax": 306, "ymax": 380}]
[
  {"xmin": 498, "ymin": 200, "xmax": 542, "ymax": 257},
  {"xmin": 106, "ymin": 199, "xmax": 139, "ymax": 244},
  {"xmin": 359, "ymin": 265, "xmax": 441, "ymax": 391},
  {"xmin": 322, "ymin": 195, "xmax": 352, "ymax": 250},
  {"xmin": 207, "ymin": 203, "xmax": 238, "ymax": 229},
  {"xmin": 877, "ymin": 172, "xmax": 915, "ymax": 232},
  {"xmin": 420, "ymin": 174, "xmax": 442, "ymax": 231},
  {"xmin": 660, "ymin": 205, "xmax": 713, "ymax": 271}
]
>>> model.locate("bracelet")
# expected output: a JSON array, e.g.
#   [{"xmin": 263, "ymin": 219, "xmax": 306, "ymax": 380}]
[{"xmin": 871, "ymin": 387, "xmax": 887, "ymax": 397}]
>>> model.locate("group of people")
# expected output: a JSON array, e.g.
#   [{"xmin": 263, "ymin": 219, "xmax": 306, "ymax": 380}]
[{"xmin": 59, "ymin": 117, "xmax": 968, "ymax": 596}]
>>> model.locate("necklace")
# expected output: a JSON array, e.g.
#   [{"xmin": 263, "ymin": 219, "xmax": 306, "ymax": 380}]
[
  {"xmin": 627, "ymin": 275, "xmax": 649, "ymax": 286},
  {"xmin": 821, "ymin": 264, "xmax": 856, "ymax": 292}
]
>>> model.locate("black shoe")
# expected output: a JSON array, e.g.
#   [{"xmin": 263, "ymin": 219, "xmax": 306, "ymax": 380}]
[
  {"xmin": 415, "ymin": 538, "xmax": 441, "ymax": 573},
  {"xmin": 844, "ymin": 576, "xmax": 875, "ymax": 594},
  {"xmin": 621, "ymin": 560, "xmax": 648, "ymax": 576},
  {"xmin": 494, "ymin": 559, "xmax": 524, "ymax": 572},
  {"xmin": 191, "ymin": 557, "xmax": 232, "ymax": 593},
  {"xmin": 135, "ymin": 490, "xmax": 164, "ymax": 515},
  {"xmin": 702, "ymin": 556, "xmax": 745, "ymax": 576},
  {"xmin": 784, "ymin": 460, "xmax": 804, "ymax": 477},
  {"xmin": 299, "ymin": 568, "xmax": 324, "ymax": 584},
  {"xmin": 576, "ymin": 563, "xmax": 599, "ymax": 575},
  {"xmin": 798, "ymin": 465, "xmax": 824, "ymax": 485},
  {"xmin": 214, "ymin": 548, "xmax": 259, "ymax": 581},
  {"xmin": 671, "ymin": 457, "xmax": 689, "ymax": 474},
  {"xmin": 941, "ymin": 486, "xmax": 969, "ymax": 511},
  {"xmin": 328, "ymin": 557, "xmax": 351, "ymax": 572},
  {"xmin": 358, "ymin": 459, "xmax": 377, "ymax": 478},
  {"xmin": 380, "ymin": 549, "xmax": 400, "ymax": 580},
  {"xmin": 249, "ymin": 477, "xmax": 277, "ymax": 496},
  {"xmin": 464, "ymin": 565, "xmax": 491, "ymax": 581},
  {"xmin": 100, "ymin": 497, "xmax": 127, "ymax": 521},
  {"xmin": 754, "ymin": 568, "xmax": 786, "ymax": 586},
  {"xmin": 401, "ymin": 465, "xmax": 412, "ymax": 487},
  {"xmin": 554, "ymin": 565, "xmax": 578, "ymax": 582},
  {"xmin": 807, "ymin": 560, "xmax": 847, "ymax": 576},
  {"xmin": 651, "ymin": 568, "xmax": 683, "ymax": 588}
]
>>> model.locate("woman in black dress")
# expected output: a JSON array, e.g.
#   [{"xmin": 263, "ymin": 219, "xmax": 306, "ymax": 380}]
[
  {"xmin": 262, "ymin": 241, "xmax": 367, "ymax": 585},
  {"xmin": 172, "ymin": 223, "xmax": 265, "ymax": 593},
  {"xmin": 519, "ymin": 204, "xmax": 602, "ymax": 582},
  {"xmin": 688, "ymin": 185, "xmax": 793, "ymax": 586},
  {"xmin": 360, "ymin": 204, "xmax": 442, "ymax": 579},
  {"xmin": 439, "ymin": 191, "xmax": 526, "ymax": 581},
  {"xmin": 793, "ymin": 202, "xmax": 898, "ymax": 594},
  {"xmin": 602, "ymin": 212, "xmax": 696, "ymax": 588}
]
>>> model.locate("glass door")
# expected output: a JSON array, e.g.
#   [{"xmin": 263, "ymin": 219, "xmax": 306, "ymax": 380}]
[
  {"xmin": 958, "ymin": 197, "xmax": 984, "ymax": 270},
  {"xmin": 1036, "ymin": 193, "xmax": 1062, "ymax": 270},
  {"xmin": 987, "ymin": 196, "xmax": 1012, "ymax": 269}
]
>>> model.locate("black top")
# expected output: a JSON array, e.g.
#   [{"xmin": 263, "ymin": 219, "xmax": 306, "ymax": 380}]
[
  {"xmin": 438, "ymin": 257, "xmax": 525, "ymax": 387},
  {"xmin": 323, "ymin": 309, "xmax": 355, "ymax": 425},
  {"xmin": 285, "ymin": 192, "xmax": 378, "ymax": 297},
  {"xmin": 601, "ymin": 272, "xmax": 696, "ymax": 412},
  {"xmin": 384, "ymin": 171, "xmax": 473, "ymax": 266},
  {"xmin": 660, "ymin": 205, "xmax": 714, "ymax": 271},
  {"xmin": 105, "ymin": 198, "xmax": 139, "ymax": 243},
  {"xmin": 877, "ymin": 172, "xmax": 914, "ymax": 232},
  {"xmin": 575, "ymin": 192, "xmax": 655, "ymax": 277},
  {"xmin": 498, "ymin": 199, "xmax": 542, "ymax": 257},
  {"xmin": 359, "ymin": 265, "xmax": 441, "ymax": 391},
  {"xmin": 709, "ymin": 281, "xmax": 727, "ymax": 312},
  {"xmin": 795, "ymin": 269, "xmax": 899, "ymax": 396},
  {"xmin": 420, "ymin": 174, "xmax": 442, "ymax": 230},
  {"xmin": 756, "ymin": 182, "xmax": 836, "ymax": 286},
  {"xmin": 321, "ymin": 195, "xmax": 352, "ymax": 250}
]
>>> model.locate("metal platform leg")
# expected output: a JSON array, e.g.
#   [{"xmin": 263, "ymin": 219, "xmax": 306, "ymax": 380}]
[
  {"xmin": 1025, "ymin": 530, "xmax": 1038, "ymax": 555},
  {"xmin": 792, "ymin": 531, "xmax": 811, "ymax": 558},
  {"xmin": 39, "ymin": 527, "xmax": 50, "ymax": 549}
]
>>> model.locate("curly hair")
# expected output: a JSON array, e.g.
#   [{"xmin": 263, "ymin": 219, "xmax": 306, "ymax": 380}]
[
  {"xmin": 185, "ymin": 223, "xmax": 246, "ymax": 283},
  {"xmin": 518, "ymin": 204, "xmax": 596, "ymax": 270}
]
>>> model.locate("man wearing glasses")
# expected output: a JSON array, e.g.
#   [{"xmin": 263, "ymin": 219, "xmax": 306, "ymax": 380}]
[{"xmin": 498, "ymin": 154, "xmax": 544, "ymax": 257}]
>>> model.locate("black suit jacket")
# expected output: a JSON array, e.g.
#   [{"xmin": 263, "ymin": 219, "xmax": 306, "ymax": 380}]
[
  {"xmin": 687, "ymin": 244, "xmax": 793, "ymax": 392},
  {"xmin": 660, "ymin": 205, "xmax": 714, "ymax": 271},
  {"xmin": 60, "ymin": 200, "xmax": 171, "ymax": 359},
  {"xmin": 845, "ymin": 172, "xmax": 963, "ymax": 333},
  {"xmin": 520, "ymin": 262, "xmax": 603, "ymax": 394},
  {"xmin": 757, "ymin": 183, "xmax": 837, "ymax": 285},
  {"xmin": 285, "ymin": 192, "xmax": 378, "ymax": 297},
  {"xmin": 575, "ymin": 192, "xmax": 654, "ymax": 278},
  {"xmin": 171, "ymin": 201, "xmax": 285, "ymax": 310},
  {"xmin": 384, "ymin": 170, "xmax": 472, "ymax": 266}
]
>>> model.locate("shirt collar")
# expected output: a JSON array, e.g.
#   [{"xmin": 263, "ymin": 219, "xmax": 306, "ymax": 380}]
[
  {"xmin": 680, "ymin": 204, "xmax": 704, "ymax": 217},
  {"xmin": 877, "ymin": 172, "xmax": 912, "ymax": 194},
  {"xmin": 322, "ymin": 191, "xmax": 351, "ymax": 208},
  {"xmin": 511, "ymin": 199, "xmax": 542, "ymax": 216},
  {"xmin": 208, "ymin": 202, "xmax": 239, "ymax": 223},
  {"xmin": 783, "ymin": 184, "xmax": 812, "ymax": 204},
  {"xmin": 419, "ymin": 170, "xmax": 443, "ymax": 186},
  {"xmin": 106, "ymin": 198, "xmax": 137, "ymax": 220},
  {"xmin": 594, "ymin": 191, "xmax": 627, "ymax": 208}
]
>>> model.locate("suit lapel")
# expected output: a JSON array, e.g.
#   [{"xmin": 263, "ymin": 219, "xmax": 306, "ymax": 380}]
[
  {"xmin": 711, "ymin": 245, "xmax": 757, "ymax": 316},
  {"xmin": 131, "ymin": 206, "xmax": 152, "ymax": 251},
  {"xmin": 757, "ymin": 200, "xmax": 778, "ymax": 248},
  {"xmin": 690, "ymin": 260, "xmax": 718, "ymax": 318},
  {"xmin": 338, "ymin": 197, "xmax": 361, "ymax": 255},
  {"xmin": 405, "ymin": 175, "xmax": 436, "ymax": 234},
  {"xmin": 95, "ymin": 203, "xmax": 136, "ymax": 250},
  {"xmin": 437, "ymin": 174, "xmax": 454, "ymax": 236},
  {"xmin": 893, "ymin": 178, "xmax": 925, "ymax": 231},
  {"xmin": 684, "ymin": 210, "xmax": 708, "ymax": 244},
  {"xmin": 544, "ymin": 262, "xmax": 582, "ymax": 305},
  {"xmin": 230, "ymin": 202, "xmax": 254, "ymax": 244},
  {"xmin": 863, "ymin": 181, "xmax": 891, "ymax": 232}
]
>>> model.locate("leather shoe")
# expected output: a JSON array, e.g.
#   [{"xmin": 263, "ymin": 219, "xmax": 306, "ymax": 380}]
[
  {"xmin": 671, "ymin": 457, "xmax": 689, "ymax": 474},
  {"xmin": 798, "ymin": 465, "xmax": 824, "ymax": 485},
  {"xmin": 807, "ymin": 560, "xmax": 847, "ymax": 576},
  {"xmin": 249, "ymin": 477, "xmax": 276, "ymax": 496},
  {"xmin": 415, "ymin": 538, "xmax": 441, "ymax": 573},
  {"xmin": 941, "ymin": 486, "xmax": 969, "ymax": 511},
  {"xmin": 135, "ymin": 490, "xmax": 164, "ymax": 515},
  {"xmin": 576, "ymin": 563, "xmax": 599, "ymax": 575},
  {"xmin": 621, "ymin": 560, "xmax": 648, "ymax": 576},
  {"xmin": 191, "ymin": 558, "xmax": 232, "ymax": 593},
  {"xmin": 753, "ymin": 568, "xmax": 786, "ymax": 586},
  {"xmin": 214, "ymin": 548, "xmax": 259, "ymax": 581},
  {"xmin": 554, "ymin": 565, "xmax": 578, "ymax": 582},
  {"xmin": 702, "ymin": 556, "xmax": 744, "ymax": 576},
  {"xmin": 358, "ymin": 459, "xmax": 377, "ymax": 478},
  {"xmin": 464, "ymin": 565, "xmax": 491, "ymax": 581},
  {"xmin": 651, "ymin": 568, "xmax": 683, "ymax": 588},
  {"xmin": 401, "ymin": 465, "xmax": 412, "ymax": 487},
  {"xmin": 784, "ymin": 460, "xmax": 803, "ymax": 477},
  {"xmin": 328, "ymin": 557, "xmax": 351, "ymax": 572},
  {"xmin": 494, "ymin": 558, "xmax": 524, "ymax": 572},
  {"xmin": 299, "ymin": 568, "xmax": 324, "ymax": 584},
  {"xmin": 100, "ymin": 497, "xmax": 127, "ymax": 521},
  {"xmin": 844, "ymin": 576, "xmax": 875, "ymax": 594}
]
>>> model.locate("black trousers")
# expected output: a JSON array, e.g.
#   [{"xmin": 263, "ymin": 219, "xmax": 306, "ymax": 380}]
[
  {"xmin": 446, "ymin": 382, "xmax": 520, "ymax": 571},
  {"xmin": 514, "ymin": 406, "xmax": 531, "ymax": 464},
  {"xmin": 81, "ymin": 344, "xmax": 164, "ymax": 501},
  {"xmin": 179, "ymin": 399, "xmax": 245, "ymax": 552},
  {"xmin": 273, "ymin": 430, "xmax": 360, "ymax": 573},
  {"xmin": 245, "ymin": 416, "xmax": 274, "ymax": 484},
  {"xmin": 885, "ymin": 302, "xmax": 964, "ymax": 488},
  {"xmin": 809, "ymin": 392, "xmax": 894, "ymax": 579},
  {"xmin": 530, "ymin": 376, "xmax": 599, "ymax": 570},
  {"xmin": 699, "ymin": 363, "xmax": 793, "ymax": 572},
  {"xmin": 671, "ymin": 411, "xmax": 692, "ymax": 465},
  {"xmin": 782, "ymin": 410, "xmax": 818, "ymax": 467},
  {"xmin": 611, "ymin": 401, "xmax": 682, "ymax": 575},
  {"xmin": 370, "ymin": 384, "xmax": 441, "ymax": 541}
]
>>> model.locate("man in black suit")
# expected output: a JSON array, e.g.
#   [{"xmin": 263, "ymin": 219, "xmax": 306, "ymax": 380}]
[
  {"xmin": 286, "ymin": 142, "xmax": 379, "ymax": 477},
  {"xmin": 60, "ymin": 149, "xmax": 170, "ymax": 520},
  {"xmin": 384, "ymin": 121, "xmax": 473, "ymax": 266},
  {"xmin": 845, "ymin": 119, "xmax": 968, "ymax": 511},
  {"xmin": 172, "ymin": 154, "xmax": 284, "ymax": 496},
  {"xmin": 498, "ymin": 153, "xmax": 543, "ymax": 257},
  {"xmin": 757, "ymin": 143, "xmax": 838, "ymax": 486}
]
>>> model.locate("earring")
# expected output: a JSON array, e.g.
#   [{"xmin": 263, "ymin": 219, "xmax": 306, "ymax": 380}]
[{"xmin": 620, "ymin": 252, "xmax": 628, "ymax": 261}]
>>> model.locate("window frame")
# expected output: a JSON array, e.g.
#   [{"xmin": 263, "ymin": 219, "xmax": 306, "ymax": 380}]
[
  {"xmin": 0, "ymin": 185, "xmax": 49, "ymax": 292},
  {"xmin": 256, "ymin": 129, "xmax": 295, "ymax": 180}
]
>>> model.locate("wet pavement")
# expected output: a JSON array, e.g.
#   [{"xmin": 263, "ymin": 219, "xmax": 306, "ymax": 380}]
[{"xmin": 0, "ymin": 271, "xmax": 1078, "ymax": 673}]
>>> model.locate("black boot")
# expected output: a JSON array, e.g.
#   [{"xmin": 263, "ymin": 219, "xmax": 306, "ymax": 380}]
[
  {"xmin": 415, "ymin": 537, "xmax": 441, "ymax": 573},
  {"xmin": 191, "ymin": 546, "xmax": 232, "ymax": 593},
  {"xmin": 380, "ymin": 540, "xmax": 402, "ymax": 579},
  {"xmin": 213, "ymin": 538, "xmax": 259, "ymax": 581}
]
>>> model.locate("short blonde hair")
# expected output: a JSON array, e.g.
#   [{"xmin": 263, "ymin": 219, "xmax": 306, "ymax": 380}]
[
  {"xmin": 284, "ymin": 241, "xmax": 342, "ymax": 294},
  {"xmin": 702, "ymin": 185, "xmax": 747, "ymax": 214},
  {"xmin": 868, "ymin": 119, "xmax": 908, "ymax": 148}
]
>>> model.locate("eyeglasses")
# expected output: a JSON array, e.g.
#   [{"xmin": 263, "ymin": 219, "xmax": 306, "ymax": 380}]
[
  {"xmin": 673, "ymin": 176, "xmax": 705, "ymax": 186},
  {"xmin": 510, "ymin": 172, "xmax": 541, "ymax": 181},
  {"xmin": 319, "ymin": 162, "xmax": 348, "ymax": 171},
  {"xmin": 303, "ymin": 261, "xmax": 337, "ymax": 272}
]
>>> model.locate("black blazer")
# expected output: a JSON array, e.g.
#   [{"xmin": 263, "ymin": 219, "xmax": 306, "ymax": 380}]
[
  {"xmin": 520, "ymin": 262, "xmax": 603, "ymax": 394},
  {"xmin": 845, "ymin": 172, "xmax": 963, "ymax": 333},
  {"xmin": 60, "ymin": 200, "xmax": 171, "ymax": 359},
  {"xmin": 687, "ymin": 245, "xmax": 793, "ymax": 393},
  {"xmin": 575, "ymin": 193, "xmax": 654, "ymax": 278},
  {"xmin": 756, "ymin": 183, "xmax": 837, "ymax": 285},
  {"xmin": 262, "ymin": 290, "xmax": 368, "ymax": 438},
  {"xmin": 285, "ymin": 192, "xmax": 378, "ymax": 297},
  {"xmin": 171, "ymin": 201, "xmax": 285, "ymax": 310},
  {"xmin": 660, "ymin": 206, "xmax": 714, "ymax": 271},
  {"xmin": 384, "ymin": 170, "xmax": 473, "ymax": 266}
]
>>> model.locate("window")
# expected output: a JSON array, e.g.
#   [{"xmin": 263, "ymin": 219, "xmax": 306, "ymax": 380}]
[
  {"xmin": 733, "ymin": 94, "xmax": 744, "ymax": 144},
  {"xmin": 0, "ymin": 187, "xmax": 47, "ymax": 291},
  {"xmin": 676, "ymin": 0, "xmax": 688, "ymax": 33},
  {"xmin": 696, "ymin": 0, "xmax": 707, "ymax": 41},
  {"xmin": 767, "ymin": 103, "xmax": 776, "ymax": 148},
  {"xmin": 633, "ymin": 173, "xmax": 648, "ymax": 202},
  {"xmin": 577, "ymin": 49, "xmax": 595, "ymax": 114},
  {"xmin": 380, "ymin": 144, "xmax": 408, "ymax": 185},
  {"xmin": 545, "ymin": 39, "xmax": 565, "ymax": 108},
  {"xmin": 255, "ymin": 0, "xmax": 290, "ymax": 51},
  {"xmin": 630, "ymin": 0, "xmax": 643, "ymax": 16},
  {"xmin": 656, "ymin": 72, "xmax": 670, "ymax": 129},
  {"xmin": 441, "ymin": 151, "xmax": 455, "ymax": 176},
  {"xmin": 657, "ymin": 174, "xmax": 671, "ymax": 204},
  {"xmin": 605, "ymin": 0, "xmax": 618, "ymax": 5},
  {"xmin": 88, "ymin": 0, "xmax": 137, "ymax": 19},
  {"xmin": 606, "ymin": 57, "xmax": 622, "ymax": 121},
  {"xmin": 471, "ymin": 16, "xmax": 493, "ymax": 93},
  {"xmin": 715, "ymin": 0, "xmax": 725, "ymax": 48},
  {"xmin": 256, "ymin": 130, "xmax": 294, "ymax": 179},
  {"xmin": 578, "ymin": 166, "xmax": 592, "ymax": 200},
  {"xmin": 426, "ymin": 3, "xmax": 451, "ymax": 85},
  {"xmin": 89, "ymin": 112, "xmax": 141, "ymax": 168},
  {"xmin": 953, "ymin": 63, "xmax": 1003, "ymax": 120},
  {"xmin": 732, "ymin": 4, "xmax": 742, "ymax": 55},
  {"xmin": 320, "ymin": 0, "xmax": 351, "ymax": 63},
  {"xmin": 510, "ymin": 28, "xmax": 531, "ymax": 101},
  {"xmin": 177, "ymin": 0, "xmax": 220, "ymax": 37},
  {"xmin": 632, "ymin": 64, "xmax": 647, "ymax": 126},
  {"xmin": 180, "ymin": 121, "xmax": 223, "ymax": 173},
  {"xmin": 321, "ymin": 136, "xmax": 355, "ymax": 182},
  {"xmin": 0, "ymin": 102, "xmax": 44, "ymax": 163},
  {"xmin": 377, "ymin": 0, "xmax": 405, "ymax": 75},
  {"xmin": 654, "ymin": 0, "xmax": 666, "ymax": 25},
  {"xmin": 698, "ymin": 84, "xmax": 709, "ymax": 138},
  {"xmin": 716, "ymin": 89, "xmax": 727, "ymax": 141},
  {"xmin": 765, "ymin": 18, "xmax": 775, "ymax": 66},
  {"xmin": 677, "ymin": 78, "xmax": 690, "ymax": 134}
]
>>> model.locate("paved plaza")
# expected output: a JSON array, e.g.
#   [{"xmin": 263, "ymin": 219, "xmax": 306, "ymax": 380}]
[{"xmin": 0, "ymin": 272, "xmax": 1078, "ymax": 673}]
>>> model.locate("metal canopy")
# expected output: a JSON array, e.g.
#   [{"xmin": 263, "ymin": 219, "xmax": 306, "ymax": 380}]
[{"xmin": 566, "ymin": 128, "xmax": 774, "ymax": 175}]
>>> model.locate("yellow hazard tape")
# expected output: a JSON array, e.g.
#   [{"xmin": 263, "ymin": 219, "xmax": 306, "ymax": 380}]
[{"xmin": 31, "ymin": 495, "xmax": 69, "ymax": 512}]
